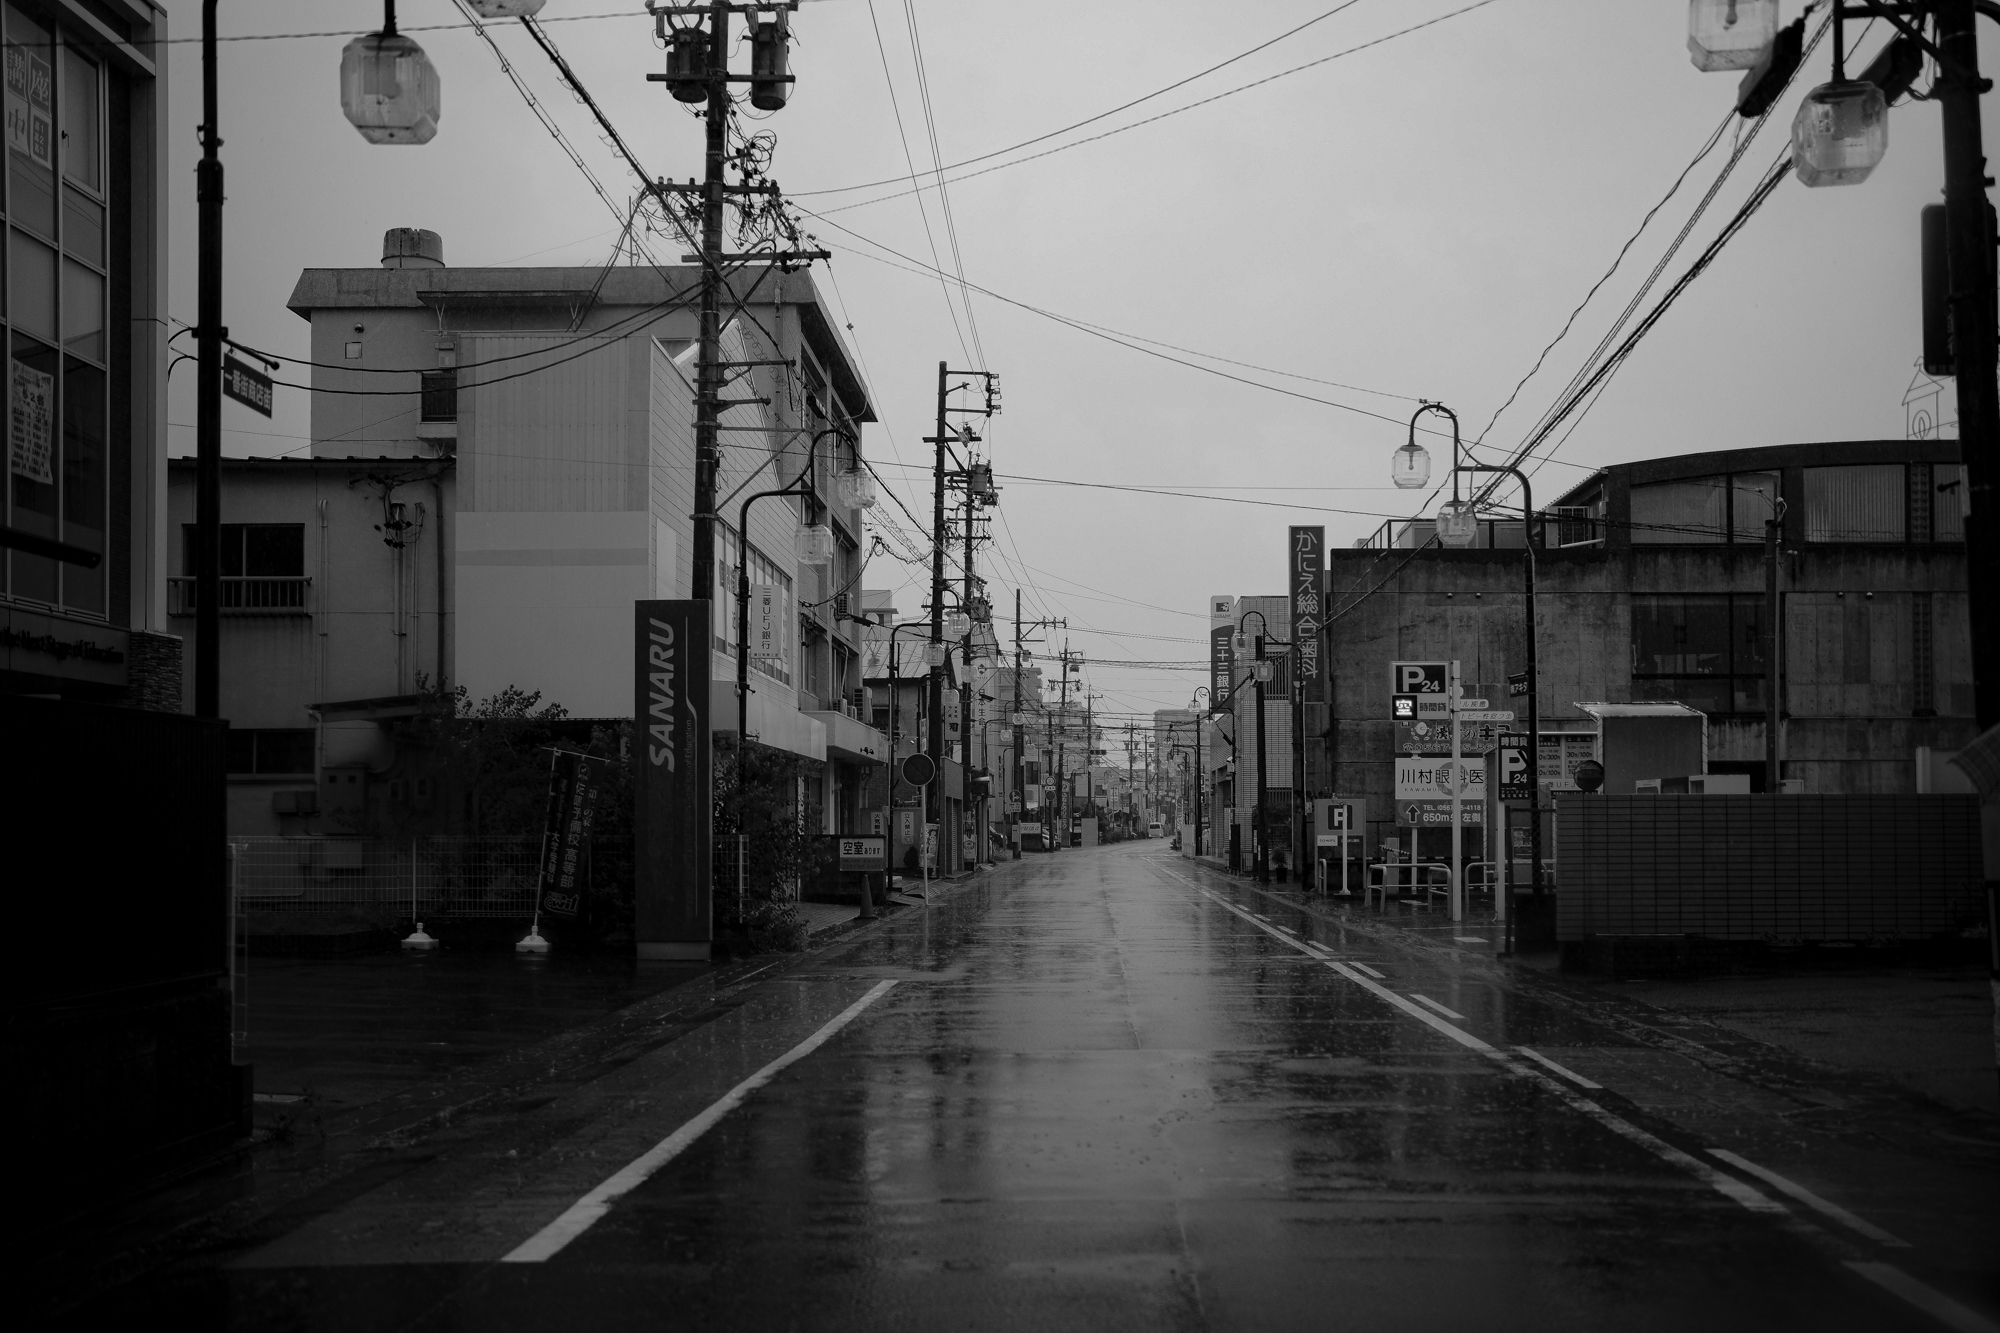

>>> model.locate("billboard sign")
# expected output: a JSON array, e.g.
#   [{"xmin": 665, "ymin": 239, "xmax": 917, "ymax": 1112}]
[
  {"xmin": 1288, "ymin": 526, "xmax": 1323, "ymax": 684},
  {"xmin": 1397, "ymin": 800, "xmax": 1484, "ymax": 827},
  {"xmin": 750, "ymin": 583, "xmax": 784, "ymax": 664},
  {"xmin": 1390, "ymin": 661, "xmax": 1448, "ymax": 696},
  {"xmin": 1492, "ymin": 739, "xmax": 1533, "ymax": 800},
  {"xmin": 1394, "ymin": 755, "xmax": 1485, "ymax": 801},
  {"xmin": 223, "ymin": 356, "xmax": 275, "ymax": 417},
  {"xmin": 1209, "ymin": 624, "xmax": 1234, "ymax": 708},
  {"xmin": 1396, "ymin": 718, "xmax": 1510, "ymax": 756},
  {"xmin": 634, "ymin": 600, "xmax": 712, "ymax": 961},
  {"xmin": 835, "ymin": 834, "xmax": 887, "ymax": 871}
]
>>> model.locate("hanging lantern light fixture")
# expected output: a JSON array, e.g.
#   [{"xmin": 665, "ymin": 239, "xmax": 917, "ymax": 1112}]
[
  {"xmin": 1391, "ymin": 439, "xmax": 1432, "ymax": 490},
  {"xmin": 467, "ymin": 0, "xmax": 545, "ymax": 16},
  {"xmin": 924, "ymin": 641, "xmax": 948, "ymax": 668},
  {"xmin": 1687, "ymin": 0, "xmax": 1779, "ymax": 72},
  {"xmin": 836, "ymin": 467, "xmax": 878, "ymax": 510},
  {"xmin": 1792, "ymin": 80, "xmax": 1888, "ymax": 187},
  {"xmin": 945, "ymin": 610, "xmax": 971, "ymax": 640},
  {"xmin": 1251, "ymin": 659, "xmax": 1276, "ymax": 685},
  {"xmin": 796, "ymin": 523, "xmax": 834, "ymax": 566},
  {"xmin": 1435, "ymin": 500, "xmax": 1479, "ymax": 548},
  {"xmin": 340, "ymin": 2, "xmax": 441, "ymax": 145}
]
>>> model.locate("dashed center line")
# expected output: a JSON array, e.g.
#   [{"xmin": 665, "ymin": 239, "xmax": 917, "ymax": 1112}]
[{"xmin": 1348, "ymin": 960, "xmax": 1385, "ymax": 980}]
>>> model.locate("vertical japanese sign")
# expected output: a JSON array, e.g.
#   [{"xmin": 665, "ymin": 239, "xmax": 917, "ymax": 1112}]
[
  {"xmin": 537, "ymin": 751, "xmax": 602, "ymax": 918},
  {"xmin": 1288, "ymin": 527, "xmax": 1324, "ymax": 683},
  {"xmin": 634, "ymin": 600, "xmax": 712, "ymax": 960},
  {"xmin": 1208, "ymin": 594, "xmax": 1235, "ymax": 707},
  {"xmin": 750, "ymin": 583, "xmax": 783, "ymax": 664}
]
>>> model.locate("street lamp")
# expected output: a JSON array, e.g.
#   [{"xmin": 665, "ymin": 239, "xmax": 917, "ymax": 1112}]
[
  {"xmin": 1389, "ymin": 400, "xmax": 1545, "ymax": 948},
  {"xmin": 736, "ymin": 426, "xmax": 851, "ymax": 745},
  {"xmin": 339, "ymin": 2, "xmax": 443, "ymax": 145},
  {"xmin": 1236, "ymin": 608, "xmax": 1293, "ymax": 884},
  {"xmin": 1687, "ymin": 0, "xmax": 1779, "ymax": 72},
  {"xmin": 1793, "ymin": 79, "xmax": 1889, "ymax": 187},
  {"xmin": 836, "ymin": 467, "xmax": 879, "ymax": 510}
]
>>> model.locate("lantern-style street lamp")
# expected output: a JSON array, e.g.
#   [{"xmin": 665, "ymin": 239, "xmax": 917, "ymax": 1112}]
[
  {"xmin": 1687, "ymin": 0, "xmax": 1780, "ymax": 72},
  {"xmin": 1793, "ymin": 79, "xmax": 1889, "ymax": 187},
  {"xmin": 1386, "ymin": 399, "xmax": 1546, "ymax": 948},
  {"xmin": 340, "ymin": 3, "xmax": 442, "ymax": 145},
  {"xmin": 1391, "ymin": 439, "xmax": 1432, "ymax": 491}
]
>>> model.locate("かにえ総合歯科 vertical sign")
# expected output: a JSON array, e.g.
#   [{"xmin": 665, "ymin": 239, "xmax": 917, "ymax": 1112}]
[
  {"xmin": 634, "ymin": 601, "xmax": 711, "ymax": 960},
  {"xmin": 1288, "ymin": 527, "xmax": 1323, "ymax": 683}
]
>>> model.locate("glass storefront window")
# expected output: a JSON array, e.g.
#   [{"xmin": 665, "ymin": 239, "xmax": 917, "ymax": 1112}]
[
  {"xmin": 4, "ymin": 6, "xmax": 55, "ymax": 238},
  {"xmin": 9, "ymin": 331, "xmax": 58, "ymax": 602},
  {"xmin": 60, "ymin": 256, "xmax": 99, "ymax": 361},
  {"xmin": 59, "ymin": 46, "xmax": 94, "ymax": 190},
  {"xmin": 9, "ymin": 227, "xmax": 51, "ymax": 339},
  {"xmin": 60, "ymin": 356, "xmax": 102, "ymax": 610},
  {"xmin": 3, "ymin": 7, "xmax": 109, "ymax": 615}
]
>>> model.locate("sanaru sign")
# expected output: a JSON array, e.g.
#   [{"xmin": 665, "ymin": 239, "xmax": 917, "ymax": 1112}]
[{"xmin": 634, "ymin": 601, "xmax": 711, "ymax": 961}]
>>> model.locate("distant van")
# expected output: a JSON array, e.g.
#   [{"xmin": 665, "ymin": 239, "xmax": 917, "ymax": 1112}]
[{"xmin": 1147, "ymin": 820, "xmax": 1163, "ymax": 838}]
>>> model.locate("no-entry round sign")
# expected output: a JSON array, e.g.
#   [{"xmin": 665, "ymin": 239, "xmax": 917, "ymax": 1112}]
[{"xmin": 901, "ymin": 753, "xmax": 937, "ymax": 786}]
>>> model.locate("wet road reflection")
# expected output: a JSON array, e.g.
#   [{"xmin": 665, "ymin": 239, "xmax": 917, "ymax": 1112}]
[{"xmin": 93, "ymin": 844, "xmax": 1995, "ymax": 1331}]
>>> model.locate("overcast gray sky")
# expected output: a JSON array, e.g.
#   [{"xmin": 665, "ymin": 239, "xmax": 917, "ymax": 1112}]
[{"xmin": 165, "ymin": 1, "xmax": 1998, "ymax": 722}]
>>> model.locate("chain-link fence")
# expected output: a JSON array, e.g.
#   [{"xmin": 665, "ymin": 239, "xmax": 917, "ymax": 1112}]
[{"xmin": 231, "ymin": 837, "xmax": 542, "ymax": 920}]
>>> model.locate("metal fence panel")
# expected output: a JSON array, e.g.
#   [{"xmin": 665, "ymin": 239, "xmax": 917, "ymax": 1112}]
[{"xmin": 231, "ymin": 836, "xmax": 541, "ymax": 919}]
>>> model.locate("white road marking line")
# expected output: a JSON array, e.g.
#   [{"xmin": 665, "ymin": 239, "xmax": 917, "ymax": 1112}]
[
  {"xmin": 502, "ymin": 979, "xmax": 899, "ymax": 1263},
  {"xmin": 1348, "ymin": 961, "xmax": 1386, "ymax": 979},
  {"xmin": 1146, "ymin": 862, "xmax": 1789, "ymax": 1220},
  {"xmin": 1514, "ymin": 1046, "xmax": 1603, "ymax": 1090},
  {"xmin": 1708, "ymin": 1149, "xmax": 1911, "ymax": 1248},
  {"xmin": 1845, "ymin": 1262, "xmax": 2000, "ymax": 1333},
  {"xmin": 1409, "ymin": 993, "xmax": 1466, "ymax": 1021},
  {"xmin": 1452, "ymin": 935, "xmax": 1487, "ymax": 943}
]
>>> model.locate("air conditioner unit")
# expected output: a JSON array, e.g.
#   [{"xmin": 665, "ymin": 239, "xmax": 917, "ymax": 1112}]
[{"xmin": 834, "ymin": 593, "xmax": 851, "ymax": 618}]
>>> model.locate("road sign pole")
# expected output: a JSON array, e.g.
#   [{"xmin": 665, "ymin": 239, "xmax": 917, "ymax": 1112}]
[{"xmin": 1450, "ymin": 660, "xmax": 1462, "ymax": 923}]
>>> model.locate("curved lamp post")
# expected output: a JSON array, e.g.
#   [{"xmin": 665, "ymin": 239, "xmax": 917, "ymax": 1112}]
[
  {"xmin": 735, "ymin": 427, "xmax": 851, "ymax": 745},
  {"xmin": 885, "ymin": 619, "xmax": 945, "ymax": 889},
  {"xmin": 1393, "ymin": 402, "xmax": 1543, "ymax": 951},
  {"xmin": 1234, "ymin": 608, "xmax": 1293, "ymax": 884},
  {"xmin": 1190, "ymin": 685, "xmax": 1217, "ymax": 857}
]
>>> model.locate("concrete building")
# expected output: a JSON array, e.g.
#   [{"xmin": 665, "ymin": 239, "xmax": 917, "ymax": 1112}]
[
  {"xmin": 2, "ymin": 0, "xmax": 172, "ymax": 704},
  {"xmin": 1324, "ymin": 439, "xmax": 1972, "ymax": 861},
  {"xmin": 169, "ymin": 231, "xmax": 885, "ymax": 836},
  {"xmin": 857, "ymin": 592, "xmax": 969, "ymax": 874}
]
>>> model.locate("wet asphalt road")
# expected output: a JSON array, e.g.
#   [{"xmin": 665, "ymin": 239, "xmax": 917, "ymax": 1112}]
[{"xmin": 86, "ymin": 843, "xmax": 2000, "ymax": 1331}]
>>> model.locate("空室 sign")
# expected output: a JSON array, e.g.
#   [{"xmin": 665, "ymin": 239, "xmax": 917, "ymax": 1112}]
[{"xmin": 1288, "ymin": 526, "xmax": 1323, "ymax": 684}]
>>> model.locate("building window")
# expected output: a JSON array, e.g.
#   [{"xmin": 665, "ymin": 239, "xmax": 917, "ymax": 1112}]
[
  {"xmin": 179, "ymin": 522, "xmax": 307, "ymax": 610},
  {"xmin": 1630, "ymin": 593, "xmax": 1768, "ymax": 715},
  {"xmin": 1630, "ymin": 478, "xmax": 1727, "ymax": 544},
  {"xmin": 420, "ymin": 369, "xmax": 457, "ymax": 422},
  {"xmin": 711, "ymin": 522, "xmax": 792, "ymax": 686},
  {"xmin": 226, "ymin": 728, "xmax": 316, "ymax": 776},
  {"xmin": 4, "ymin": 5, "xmax": 107, "ymax": 615},
  {"xmin": 1803, "ymin": 464, "xmax": 1906, "ymax": 542}
]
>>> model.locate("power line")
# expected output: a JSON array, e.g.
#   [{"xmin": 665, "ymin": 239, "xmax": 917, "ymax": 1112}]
[
  {"xmin": 796, "ymin": 0, "xmax": 1371, "ymax": 199},
  {"xmin": 862, "ymin": 0, "xmax": 973, "ymax": 364},
  {"xmin": 902, "ymin": 0, "xmax": 988, "ymax": 370},
  {"xmin": 802, "ymin": 0, "xmax": 1505, "ymax": 218}
]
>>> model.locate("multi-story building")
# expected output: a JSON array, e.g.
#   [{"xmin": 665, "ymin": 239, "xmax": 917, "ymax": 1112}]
[
  {"xmin": 1325, "ymin": 438, "xmax": 1972, "ymax": 862},
  {"xmin": 0, "ymin": 1, "xmax": 243, "ymax": 1213},
  {"xmin": 168, "ymin": 230, "xmax": 885, "ymax": 837}
]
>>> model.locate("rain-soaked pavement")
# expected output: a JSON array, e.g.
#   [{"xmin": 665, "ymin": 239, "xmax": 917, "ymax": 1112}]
[{"xmin": 62, "ymin": 843, "xmax": 2000, "ymax": 1331}]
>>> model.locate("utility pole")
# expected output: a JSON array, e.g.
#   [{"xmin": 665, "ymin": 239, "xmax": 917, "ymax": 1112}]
[
  {"xmin": 1056, "ymin": 643, "xmax": 1074, "ymax": 849},
  {"xmin": 1933, "ymin": 0, "xmax": 2000, "ymax": 1098},
  {"xmin": 195, "ymin": 0, "xmax": 222, "ymax": 720},
  {"xmin": 687, "ymin": 2, "xmax": 731, "ymax": 611}
]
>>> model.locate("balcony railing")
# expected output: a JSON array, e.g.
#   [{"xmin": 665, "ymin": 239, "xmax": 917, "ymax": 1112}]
[{"xmin": 168, "ymin": 576, "xmax": 312, "ymax": 616}]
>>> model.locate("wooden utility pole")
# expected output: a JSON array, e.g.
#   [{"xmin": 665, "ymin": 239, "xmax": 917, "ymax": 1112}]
[{"xmin": 687, "ymin": 1, "xmax": 731, "ymax": 609}]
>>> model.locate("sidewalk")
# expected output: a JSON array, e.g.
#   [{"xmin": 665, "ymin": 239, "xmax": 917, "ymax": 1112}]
[
  {"xmin": 1206, "ymin": 865, "xmax": 1999, "ymax": 1118},
  {"xmin": 34, "ymin": 873, "xmax": 999, "ymax": 1318}
]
